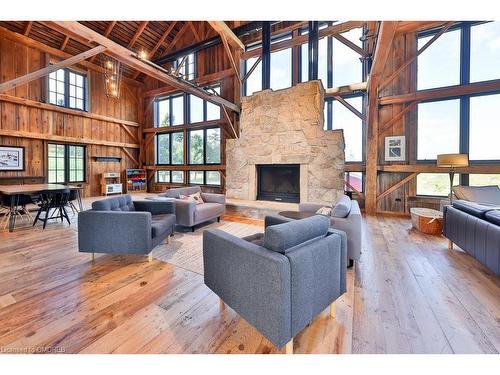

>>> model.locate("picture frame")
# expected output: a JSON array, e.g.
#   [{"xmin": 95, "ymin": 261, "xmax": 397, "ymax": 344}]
[
  {"xmin": 0, "ymin": 145, "xmax": 25, "ymax": 171},
  {"xmin": 385, "ymin": 136, "xmax": 406, "ymax": 162}
]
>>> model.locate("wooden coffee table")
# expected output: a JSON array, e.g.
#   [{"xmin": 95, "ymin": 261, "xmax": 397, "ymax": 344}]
[
  {"xmin": 410, "ymin": 208, "xmax": 443, "ymax": 235},
  {"xmin": 278, "ymin": 211, "xmax": 316, "ymax": 220}
]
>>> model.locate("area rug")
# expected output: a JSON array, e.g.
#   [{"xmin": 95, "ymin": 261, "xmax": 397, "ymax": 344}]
[{"xmin": 152, "ymin": 220, "xmax": 262, "ymax": 275}]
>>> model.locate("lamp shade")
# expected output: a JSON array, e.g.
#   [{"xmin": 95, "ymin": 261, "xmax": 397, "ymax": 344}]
[{"xmin": 436, "ymin": 153, "xmax": 469, "ymax": 168}]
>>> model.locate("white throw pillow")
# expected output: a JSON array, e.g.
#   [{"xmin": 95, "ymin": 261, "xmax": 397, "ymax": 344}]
[{"xmin": 316, "ymin": 206, "xmax": 332, "ymax": 216}]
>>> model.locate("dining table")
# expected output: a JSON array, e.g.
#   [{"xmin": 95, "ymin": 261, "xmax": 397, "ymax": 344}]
[{"xmin": 0, "ymin": 184, "xmax": 84, "ymax": 232}]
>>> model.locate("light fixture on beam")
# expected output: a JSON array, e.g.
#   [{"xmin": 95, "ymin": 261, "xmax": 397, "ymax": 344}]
[
  {"xmin": 101, "ymin": 55, "xmax": 122, "ymax": 99},
  {"xmin": 137, "ymin": 49, "xmax": 149, "ymax": 60}
]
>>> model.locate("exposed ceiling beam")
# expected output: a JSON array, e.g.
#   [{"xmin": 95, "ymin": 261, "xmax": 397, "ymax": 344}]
[
  {"xmin": 48, "ymin": 21, "xmax": 239, "ymax": 113},
  {"xmin": 89, "ymin": 21, "xmax": 116, "ymax": 63},
  {"xmin": 23, "ymin": 21, "xmax": 33, "ymax": 36},
  {"xmin": 157, "ymin": 22, "xmax": 190, "ymax": 60},
  {"xmin": 0, "ymin": 45, "xmax": 106, "ymax": 94},
  {"xmin": 188, "ymin": 21, "xmax": 201, "ymax": 42},
  {"xmin": 370, "ymin": 21, "xmax": 399, "ymax": 78},
  {"xmin": 324, "ymin": 81, "xmax": 367, "ymax": 97},
  {"xmin": 0, "ymin": 25, "xmax": 142, "ymax": 87},
  {"xmin": 208, "ymin": 21, "xmax": 244, "ymax": 50},
  {"xmin": 128, "ymin": 21, "xmax": 149, "ymax": 48},
  {"xmin": 60, "ymin": 35, "xmax": 70, "ymax": 51}
]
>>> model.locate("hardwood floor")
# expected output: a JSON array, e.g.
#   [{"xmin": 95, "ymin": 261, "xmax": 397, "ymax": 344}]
[{"xmin": 0, "ymin": 196, "xmax": 498, "ymax": 354}]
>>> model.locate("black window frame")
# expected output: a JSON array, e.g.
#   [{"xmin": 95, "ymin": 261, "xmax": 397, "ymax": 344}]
[
  {"xmin": 187, "ymin": 126, "xmax": 221, "ymax": 166},
  {"xmin": 155, "ymin": 131, "xmax": 184, "ymax": 165},
  {"xmin": 48, "ymin": 67, "xmax": 88, "ymax": 112},
  {"xmin": 416, "ymin": 22, "xmax": 500, "ymax": 169},
  {"xmin": 187, "ymin": 170, "xmax": 222, "ymax": 186},
  {"xmin": 47, "ymin": 143, "xmax": 86, "ymax": 184},
  {"xmin": 171, "ymin": 53, "xmax": 197, "ymax": 81}
]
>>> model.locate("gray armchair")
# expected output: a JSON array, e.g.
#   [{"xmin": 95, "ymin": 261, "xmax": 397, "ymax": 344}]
[
  {"xmin": 159, "ymin": 186, "xmax": 225, "ymax": 231},
  {"xmin": 78, "ymin": 195, "xmax": 176, "ymax": 261},
  {"xmin": 203, "ymin": 215, "xmax": 347, "ymax": 353},
  {"xmin": 298, "ymin": 195, "xmax": 361, "ymax": 264}
]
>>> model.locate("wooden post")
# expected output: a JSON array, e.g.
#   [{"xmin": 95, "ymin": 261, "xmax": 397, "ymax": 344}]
[
  {"xmin": 330, "ymin": 302, "xmax": 336, "ymax": 318},
  {"xmin": 285, "ymin": 338, "xmax": 293, "ymax": 354},
  {"xmin": 365, "ymin": 75, "xmax": 380, "ymax": 215}
]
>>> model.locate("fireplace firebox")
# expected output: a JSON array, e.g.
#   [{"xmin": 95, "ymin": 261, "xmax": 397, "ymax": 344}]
[{"xmin": 256, "ymin": 164, "xmax": 300, "ymax": 203}]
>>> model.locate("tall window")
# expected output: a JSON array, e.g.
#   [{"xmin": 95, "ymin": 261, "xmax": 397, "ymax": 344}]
[
  {"xmin": 155, "ymin": 94, "xmax": 184, "ymax": 127},
  {"xmin": 172, "ymin": 53, "xmax": 196, "ymax": 80},
  {"xmin": 188, "ymin": 127, "xmax": 221, "ymax": 165},
  {"xmin": 156, "ymin": 132, "xmax": 184, "ymax": 165},
  {"xmin": 48, "ymin": 68, "xmax": 87, "ymax": 111},
  {"xmin": 244, "ymin": 55, "xmax": 262, "ymax": 96},
  {"xmin": 47, "ymin": 143, "xmax": 85, "ymax": 183},
  {"xmin": 330, "ymin": 96, "xmax": 364, "ymax": 162},
  {"xmin": 416, "ymin": 22, "xmax": 500, "ymax": 195}
]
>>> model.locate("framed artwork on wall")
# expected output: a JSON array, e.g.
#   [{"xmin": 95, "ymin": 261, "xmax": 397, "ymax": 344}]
[
  {"xmin": 385, "ymin": 136, "xmax": 406, "ymax": 162},
  {"xmin": 0, "ymin": 146, "xmax": 25, "ymax": 171}
]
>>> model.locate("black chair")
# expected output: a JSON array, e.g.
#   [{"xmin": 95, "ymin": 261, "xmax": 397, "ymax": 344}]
[
  {"xmin": 67, "ymin": 189, "xmax": 80, "ymax": 214},
  {"xmin": 0, "ymin": 193, "xmax": 35, "ymax": 229},
  {"xmin": 33, "ymin": 188, "xmax": 71, "ymax": 229}
]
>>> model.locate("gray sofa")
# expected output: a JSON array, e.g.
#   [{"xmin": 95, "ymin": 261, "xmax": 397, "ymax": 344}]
[
  {"xmin": 78, "ymin": 195, "xmax": 176, "ymax": 261},
  {"xmin": 275, "ymin": 195, "xmax": 361, "ymax": 264},
  {"xmin": 443, "ymin": 198, "xmax": 500, "ymax": 275},
  {"xmin": 159, "ymin": 186, "xmax": 225, "ymax": 231},
  {"xmin": 203, "ymin": 215, "xmax": 347, "ymax": 353}
]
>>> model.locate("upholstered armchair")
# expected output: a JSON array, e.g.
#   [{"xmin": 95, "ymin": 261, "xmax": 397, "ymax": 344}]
[{"xmin": 202, "ymin": 215, "xmax": 347, "ymax": 353}]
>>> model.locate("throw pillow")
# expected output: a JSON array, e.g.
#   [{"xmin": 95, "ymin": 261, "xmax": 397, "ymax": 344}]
[
  {"xmin": 179, "ymin": 194, "xmax": 197, "ymax": 203},
  {"xmin": 316, "ymin": 206, "xmax": 332, "ymax": 216},
  {"xmin": 189, "ymin": 191, "xmax": 205, "ymax": 205}
]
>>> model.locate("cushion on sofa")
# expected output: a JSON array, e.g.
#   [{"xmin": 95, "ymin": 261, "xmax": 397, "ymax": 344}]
[
  {"xmin": 263, "ymin": 215, "xmax": 330, "ymax": 254},
  {"xmin": 485, "ymin": 210, "xmax": 500, "ymax": 226},
  {"xmin": 151, "ymin": 214, "xmax": 176, "ymax": 238},
  {"xmin": 453, "ymin": 185, "xmax": 500, "ymax": 205},
  {"xmin": 161, "ymin": 186, "xmax": 201, "ymax": 199},
  {"xmin": 331, "ymin": 195, "xmax": 352, "ymax": 218},
  {"xmin": 194, "ymin": 203, "xmax": 224, "ymax": 223},
  {"xmin": 452, "ymin": 200, "xmax": 492, "ymax": 219},
  {"xmin": 92, "ymin": 195, "xmax": 135, "ymax": 211}
]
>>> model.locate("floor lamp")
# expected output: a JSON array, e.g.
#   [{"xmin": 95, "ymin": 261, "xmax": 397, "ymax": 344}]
[{"xmin": 436, "ymin": 153, "xmax": 469, "ymax": 202}]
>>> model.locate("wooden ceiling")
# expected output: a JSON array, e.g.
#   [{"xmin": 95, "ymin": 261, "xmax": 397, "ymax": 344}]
[{"xmin": 0, "ymin": 21, "xmax": 249, "ymax": 82}]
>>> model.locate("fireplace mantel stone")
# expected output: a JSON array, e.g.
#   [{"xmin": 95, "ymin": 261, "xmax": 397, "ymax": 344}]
[{"xmin": 225, "ymin": 81, "xmax": 345, "ymax": 206}]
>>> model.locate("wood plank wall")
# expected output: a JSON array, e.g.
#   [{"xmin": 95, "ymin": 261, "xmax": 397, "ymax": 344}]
[{"xmin": 0, "ymin": 35, "xmax": 144, "ymax": 197}]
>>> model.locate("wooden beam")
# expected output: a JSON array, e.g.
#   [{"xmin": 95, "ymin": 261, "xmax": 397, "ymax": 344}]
[
  {"xmin": 144, "ymin": 164, "xmax": 226, "ymax": 171},
  {"xmin": 0, "ymin": 129, "xmax": 139, "ymax": 149},
  {"xmin": 333, "ymin": 95, "xmax": 366, "ymax": 121},
  {"xmin": 128, "ymin": 21, "xmax": 149, "ymax": 48},
  {"xmin": 60, "ymin": 35, "xmax": 70, "ymax": 51},
  {"xmin": 221, "ymin": 105, "xmax": 238, "ymax": 139},
  {"xmin": 150, "ymin": 22, "xmax": 177, "ymax": 58},
  {"xmin": 378, "ymin": 164, "xmax": 500, "ymax": 174},
  {"xmin": 0, "ymin": 93, "xmax": 140, "ymax": 127},
  {"xmin": 208, "ymin": 21, "xmax": 245, "ymax": 50},
  {"xmin": 48, "ymin": 22, "xmax": 240, "ymax": 113},
  {"xmin": 325, "ymin": 82, "xmax": 367, "ymax": 97},
  {"xmin": 242, "ymin": 21, "xmax": 365, "ymax": 60},
  {"xmin": 23, "ymin": 21, "xmax": 33, "ymax": 36},
  {"xmin": 89, "ymin": 21, "xmax": 116, "ymax": 63},
  {"xmin": 121, "ymin": 147, "xmax": 140, "ymax": 166},
  {"xmin": 345, "ymin": 163, "xmax": 366, "ymax": 172},
  {"xmin": 380, "ymin": 101, "xmax": 418, "ymax": 131},
  {"xmin": 0, "ymin": 25, "xmax": 142, "ymax": 87},
  {"xmin": 188, "ymin": 22, "xmax": 201, "ymax": 42},
  {"xmin": 332, "ymin": 33, "xmax": 368, "ymax": 57},
  {"xmin": 0, "ymin": 46, "xmax": 106, "ymax": 94},
  {"xmin": 380, "ymin": 79, "xmax": 500, "ymax": 106},
  {"xmin": 119, "ymin": 123, "xmax": 139, "ymax": 143},
  {"xmin": 379, "ymin": 22, "xmax": 454, "ymax": 91},
  {"xmin": 377, "ymin": 173, "xmax": 418, "ymax": 202},
  {"xmin": 143, "ymin": 119, "xmax": 225, "ymax": 134},
  {"xmin": 370, "ymin": 21, "xmax": 399, "ymax": 77},
  {"xmin": 220, "ymin": 34, "xmax": 241, "ymax": 83},
  {"xmin": 364, "ymin": 76, "xmax": 380, "ymax": 215},
  {"xmin": 159, "ymin": 22, "xmax": 190, "ymax": 57},
  {"xmin": 241, "ymin": 55, "xmax": 261, "ymax": 84}
]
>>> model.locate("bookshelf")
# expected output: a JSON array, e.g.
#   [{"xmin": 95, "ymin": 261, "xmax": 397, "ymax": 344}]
[{"xmin": 126, "ymin": 169, "xmax": 147, "ymax": 193}]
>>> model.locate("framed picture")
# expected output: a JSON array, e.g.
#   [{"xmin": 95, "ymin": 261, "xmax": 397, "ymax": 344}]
[
  {"xmin": 0, "ymin": 146, "xmax": 25, "ymax": 171},
  {"xmin": 385, "ymin": 136, "xmax": 406, "ymax": 162}
]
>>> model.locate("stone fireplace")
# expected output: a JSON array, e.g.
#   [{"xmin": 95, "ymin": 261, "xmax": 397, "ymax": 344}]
[
  {"xmin": 225, "ymin": 81, "xmax": 345, "ymax": 206},
  {"xmin": 256, "ymin": 164, "xmax": 300, "ymax": 203}
]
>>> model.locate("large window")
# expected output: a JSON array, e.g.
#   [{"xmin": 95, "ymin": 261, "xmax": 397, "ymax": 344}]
[
  {"xmin": 156, "ymin": 132, "xmax": 184, "ymax": 165},
  {"xmin": 469, "ymin": 174, "xmax": 500, "ymax": 187},
  {"xmin": 155, "ymin": 94, "xmax": 184, "ymax": 127},
  {"xmin": 416, "ymin": 22, "xmax": 500, "ymax": 163},
  {"xmin": 188, "ymin": 170, "xmax": 221, "ymax": 186},
  {"xmin": 47, "ymin": 143, "xmax": 85, "ymax": 183},
  {"xmin": 188, "ymin": 127, "xmax": 221, "ymax": 165},
  {"xmin": 417, "ymin": 99, "xmax": 460, "ymax": 160},
  {"xmin": 416, "ymin": 173, "xmax": 460, "ymax": 197},
  {"xmin": 48, "ymin": 68, "xmax": 87, "ymax": 111},
  {"xmin": 270, "ymin": 48, "xmax": 292, "ymax": 90},
  {"xmin": 172, "ymin": 53, "xmax": 196, "ymax": 81},
  {"xmin": 330, "ymin": 96, "xmax": 364, "ymax": 162}
]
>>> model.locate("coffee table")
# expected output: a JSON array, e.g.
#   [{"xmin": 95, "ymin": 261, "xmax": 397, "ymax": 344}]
[
  {"xmin": 278, "ymin": 211, "xmax": 316, "ymax": 220},
  {"xmin": 410, "ymin": 207, "xmax": 443, "ymax": 235}
]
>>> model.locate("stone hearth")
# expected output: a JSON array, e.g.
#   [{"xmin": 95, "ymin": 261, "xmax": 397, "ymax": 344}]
[{"xmin": 225, "ymin": 81, "xmax": 345, "ymax": 206}]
